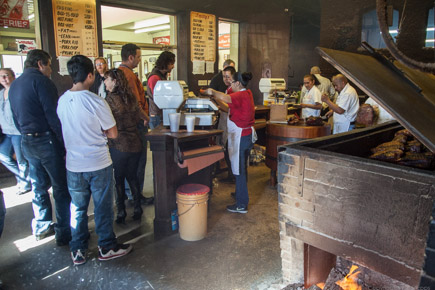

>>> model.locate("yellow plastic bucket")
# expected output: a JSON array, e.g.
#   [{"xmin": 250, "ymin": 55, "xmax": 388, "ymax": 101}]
[{"xmin": 176, "ymin": 184, "xmax": 209, "ymax": 241}]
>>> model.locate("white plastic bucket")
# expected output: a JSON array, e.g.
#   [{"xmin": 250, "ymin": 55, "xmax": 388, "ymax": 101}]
[{"xmin": 176, "ymin": 184, "xmax": 209, "ymax": 241}]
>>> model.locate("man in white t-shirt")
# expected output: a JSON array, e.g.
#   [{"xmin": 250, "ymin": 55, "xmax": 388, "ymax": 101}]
[
  {"xmin": 321, "ymin": 74, "xmax": 360, "ymax": 134},
  {"xmin": 300, "ymin": 74, "xmax": 322, "ymax": 119},
  {"xmin": 57, "ymin": 55, "xmax": 132, "ymax": 266}
]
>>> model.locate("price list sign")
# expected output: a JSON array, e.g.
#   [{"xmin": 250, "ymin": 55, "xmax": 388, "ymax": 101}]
[
  {"xmin": 190, "ymin": 11, "xmax": 215, "ymax": 62},
  {"xmin": 52, "ymin": 0, "xmax": 98, "ymax": 57}
]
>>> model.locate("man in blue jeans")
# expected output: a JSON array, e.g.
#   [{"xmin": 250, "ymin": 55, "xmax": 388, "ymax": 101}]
[
  {"xmin": 57, "ymin": 55, "xmax": 132, "ymax": 265},
  {"xmin": 9, "ymin": 49, "xmax": 71, "ymax": 245}
]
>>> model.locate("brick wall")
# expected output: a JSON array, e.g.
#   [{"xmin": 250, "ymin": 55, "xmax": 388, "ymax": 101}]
[
  {"xmin": 419, "ymin": 203, "xmax": 435, "ymax": 288},
  {"xmin": 277, "ymin": 144, "xmax": 435, "ymax": 287}
]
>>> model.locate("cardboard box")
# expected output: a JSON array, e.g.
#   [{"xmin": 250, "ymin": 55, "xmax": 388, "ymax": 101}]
[{"xmin": 269, "ymin": 104, "xmax": 287, "ymax": 123}]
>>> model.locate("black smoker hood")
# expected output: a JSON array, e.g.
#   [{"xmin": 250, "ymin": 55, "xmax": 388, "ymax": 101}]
[{"xmin": 316, "ymin": 47, "xmax": 435, "ymax": 153}]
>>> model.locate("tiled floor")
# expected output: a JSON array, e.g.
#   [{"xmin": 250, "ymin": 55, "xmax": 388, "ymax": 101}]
[{"xmin": 0, "ymin": 153, "xmax": 283, "ymax": 289}]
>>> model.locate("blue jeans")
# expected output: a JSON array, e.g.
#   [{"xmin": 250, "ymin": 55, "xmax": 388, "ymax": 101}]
[
  {"xmin": 21, "ymin": 134, "xmax": 71, "ymax": 240},
  {"xmin": 149, "ymin": 115, "xmax": 161, "ymax": 130},
  {"xmin": 67, "ymin": 165, "xmax": 117, "ymax": 252},
  {"xmin": 0, "ymin": 134, "xmax": 31, "ymax": 190},
  {"xmin": 234, "ymin": 134, "xmax": 254, "ymax": 208},
  {"xmin": 0, "ymin": 190, "xmax": 5, "ymax": 238}
]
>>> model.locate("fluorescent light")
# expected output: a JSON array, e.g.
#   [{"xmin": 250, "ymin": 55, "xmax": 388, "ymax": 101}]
[
  {"xmin": 425, "ymin": 39, "xmax": 434, "ymax": 43},
  {"xmin": 134, "ymin": 15, "xmax": 169, "ymax": 29},
  {"xmin": 389, "ymin": 29, "xmax": 398, "ymax": 34},
  {"xmin": 427, "ymin": 27, "xmax": 435, "ymax": 32},
  {"xmin": 135, "ymin": 24, "xmax": 170, "ymax": 34}
]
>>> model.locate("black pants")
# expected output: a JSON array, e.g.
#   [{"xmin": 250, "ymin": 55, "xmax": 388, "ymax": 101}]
[{"xmin": 109, "ymin": 148, "xmax": 142, "ymax": 212}]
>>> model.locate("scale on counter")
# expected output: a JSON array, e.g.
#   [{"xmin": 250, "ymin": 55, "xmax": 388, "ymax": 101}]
[{"xmin": 153, "ymin": 80, "xmax": 218, "ymax": 126}]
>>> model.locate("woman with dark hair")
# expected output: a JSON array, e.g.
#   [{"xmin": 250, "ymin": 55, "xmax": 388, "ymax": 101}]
[
  {"xmin": 104, "ymin": 68, "xmax": 149, "ymax": 223},
  {"xmin": 147, "ymin": 51, "xmax": 176, "ymax": 129},
  {"xmin": 204, "ymin": 72, "xmax": 257, "ymax": 214},
  {"xmin": 90, "ymin": 57, "xmax": 108, "ymax": 98}
]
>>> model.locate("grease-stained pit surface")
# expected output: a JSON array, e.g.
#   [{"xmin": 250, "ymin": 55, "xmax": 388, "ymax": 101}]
[{"xmin": 0, "ymin": 160, "xmax": 282, "ymax": 290}]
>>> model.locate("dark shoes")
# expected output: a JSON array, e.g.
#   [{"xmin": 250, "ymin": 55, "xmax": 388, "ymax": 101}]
[
  {"xmin": 35, "ymin": 224, "xmax": 55, "ymax": 241},
  {"xmin": 115, "ymin": 209, "xmax": 127, "ymax": 224},
  {"xmin": 16, "ymin": 188, "xmax": 31, "ymax": 195},
  {"xmin": 226, "ymin": 204, "xmax": 248, "ymax": 214},
  {"xmin": 132, "ymin": 207, "xmax": 143, "ymax": 221},
  {"xmin": 98, "ymin": 243, "xmax": 132, "ymax": 261},
  {"xmin": 140, "ymin": 195, "xmax": 154, "ymax": 205},
  {"xmin": 56, "ymin": 237, "xmax": 71, "ymax": 246},
  {"xmin": 71, "ymin": 249, "xmax": 87, "ymax": 265}
]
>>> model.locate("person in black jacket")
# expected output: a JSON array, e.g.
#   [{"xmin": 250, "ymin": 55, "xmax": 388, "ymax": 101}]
[
  {"xmin": 9, "ymin": 49, "xmax": 71, "ymax": 245},
  {"xmin": 209, "ymin": 59, "xmax": 235, "ymax": 93},
  {"xmin": 90, "ymin": 57, "xmax": 108, "ymax": 98}
]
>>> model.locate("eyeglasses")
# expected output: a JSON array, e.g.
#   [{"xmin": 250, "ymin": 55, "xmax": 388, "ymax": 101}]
[
  {"xmin": 95, "ymin": 63, "xmax": 106, "ymax": 67},
  {"xmin": 0, "ymin": 74, "xmax": 10, "ymax": 78}
]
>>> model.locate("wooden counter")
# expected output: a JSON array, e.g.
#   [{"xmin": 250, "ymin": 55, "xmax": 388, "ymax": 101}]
[
  {"xmin": 266, "ymin": 122, "xmax": 331, "ymax": 186},
  {"xmin": 146, "ymin": 128, "xmax": 223, "ymax": 237}
]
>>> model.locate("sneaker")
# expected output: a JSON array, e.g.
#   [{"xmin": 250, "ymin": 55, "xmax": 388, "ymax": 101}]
[
  {"xmin": 35, "ymin": 224, "xmax": 55, "ymax": 241},
  {"xmin": 71, "ymin": 249, "xmax": 87, "ymax": 265},
  {"xmin": 98, "ymin": 243, "xmax": 132, "ymax": 261},
  {"xmin": 226, "ymin": 204, "xmax": 248, "ymax": 214},
  {"xmin": 16, "ymin": 188, "xmax": 31, "ymax": 195}
]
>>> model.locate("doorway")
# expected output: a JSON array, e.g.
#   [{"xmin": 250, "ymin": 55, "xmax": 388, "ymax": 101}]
[
  {"xmin": 217, "ymin": 20, "xmax": 239, "ymax": 70},
  {"xmin": 100, "ymin": 5, "xmax": 177, "ymax": 83}
]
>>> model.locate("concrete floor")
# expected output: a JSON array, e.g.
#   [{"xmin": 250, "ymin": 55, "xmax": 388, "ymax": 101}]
[{"xmin": 0, "ymin": 152, "xmax": 283, "ymax": 290}]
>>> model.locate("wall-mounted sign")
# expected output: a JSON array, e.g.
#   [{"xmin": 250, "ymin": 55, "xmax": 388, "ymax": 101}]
[
  {"xmin": 218, "ymin": 34, "xmax": 230, "ymax": 49},
  {"xmin": 190, "ymin": 11, "xmax": 215, "ymax": 62},
  {"xmin": 52, "ymin": 0, "xmax": 98, "ymax": 57},
  {"xmin": 153, "ymin": 36, "xmax": 170, "ymax": 45},
  {"xmin": 16, "ymin": 39, "xmax": 36, "ymax": 54},
  {"xmin": 0, "ymin": 0, "xmax": 30, "ymax": 28}
]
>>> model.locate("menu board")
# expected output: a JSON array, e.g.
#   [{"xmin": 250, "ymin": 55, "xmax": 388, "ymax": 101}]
[
  {"xmin": 190, "ymin": 11, "xmax": 215, "ymax": 62},
  {"xmin": 52, "ymin": 0, "xmax": 98, "ymax": 57}
]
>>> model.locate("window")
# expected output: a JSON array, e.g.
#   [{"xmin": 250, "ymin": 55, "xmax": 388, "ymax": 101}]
[
  {"xmin": 218, "ymin": 21, "xmax": 239, "ymax": 70},
  {"xmin": 361, "ymin": 9, "xmax": 399, "ymax": 49},
  {"xmin": 101, "ymin": 6, "xmax": 177, "ymax": 82},
  {"xmin": 425, "ymin": 8, "xmax": 434, "ymax": 48},
  {"xmin": 0, "ymin": 0, "xmax": 40, "ymax": 76}
]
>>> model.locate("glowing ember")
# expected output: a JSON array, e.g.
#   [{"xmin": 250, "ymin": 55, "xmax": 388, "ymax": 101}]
[
  {"xmin": 316, "ymin": 282, "xmax": 325, "ymax": 289},
  {"xmin": 335, "ymin": 265, "xmax": 362, "ymax": 290}
]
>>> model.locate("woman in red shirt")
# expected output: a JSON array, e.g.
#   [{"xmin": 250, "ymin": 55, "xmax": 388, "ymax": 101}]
[{"xmin": 205, "ymin": 72, "xmax": 256, "ymax": 213}]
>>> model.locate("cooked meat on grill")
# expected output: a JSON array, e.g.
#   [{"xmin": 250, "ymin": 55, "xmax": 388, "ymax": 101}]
[
  {"xmin": 369, "ymin": 149, "xmax": 404, "ymax": 162},
  {"xmin": 371, "ymin": 141, "xmax": 405, "ymax": 153},
  {"xmin": 406, "ymin": 139, "xmax": 422, "ymax": 153},
  {"xmin": 306, "ymin": 116, "xmax": 324, "ymax": 126},
  {"xmin": 287, "ymin": 114, "xmax": 300, "ymax": 125},
  {"xmin": 392, "ymin": 134, "xmax": 408, "ymax": 144},
  {"xmin": 395, "ymin": 129, "xmax": 413, "ymax": 138},
  {"xmin": 397, "ymin": 152, "xmax": 435, "ymax": 169}
]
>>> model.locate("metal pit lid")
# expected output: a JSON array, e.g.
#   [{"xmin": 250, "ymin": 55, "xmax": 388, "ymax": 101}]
[{"xmin": 316, "ymin": 47, "xmax": 435, "ymax": 152}]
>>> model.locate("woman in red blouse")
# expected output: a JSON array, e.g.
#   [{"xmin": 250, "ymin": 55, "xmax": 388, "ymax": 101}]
[{"xmin": 205, "ymin": 72, "xmax": 256, "ymax": 213}]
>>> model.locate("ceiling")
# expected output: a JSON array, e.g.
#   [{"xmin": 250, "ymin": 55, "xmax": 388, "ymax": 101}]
[{"xmin": 101, "ymin": 6, "xmax": 166, "ymax": 31}]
